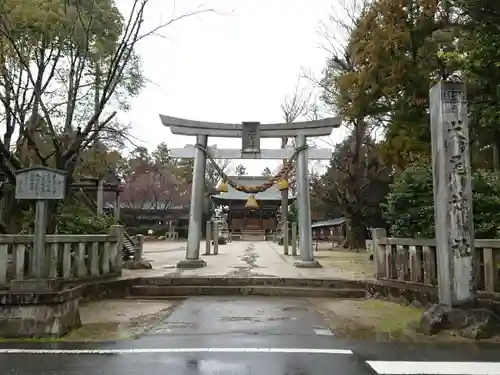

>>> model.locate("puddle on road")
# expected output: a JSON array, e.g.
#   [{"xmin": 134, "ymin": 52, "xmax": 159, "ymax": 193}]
[
  {"xmin": 157, "ymin": 322, "xmax": 198, "ymax": 329},
  {"xmin": 239, "ymin": 244, "xmax": 261, "ymax": 268},
  {"xmin": 220, "ymin": 316, "xmax": 261, "ymax": 322},
  {"xmin": 282, "ymin": 306, "xmax": 308, "ymax": 312},
  {"xmin": 267, "ymin": 316, "xmax": 292, "ymax": 321}
]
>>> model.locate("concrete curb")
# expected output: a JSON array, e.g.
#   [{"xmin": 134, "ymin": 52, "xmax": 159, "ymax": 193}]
[
  {"xmin": 136, "ymin": 276, "xmax": 367, "ymax": 288},
  {"xmin": 129, "ymin": 277, "xmax": 436, "ymax": 304},
  {"xmin": 130, "ymin": 285, "xmax": 368, "ymax": 299},
  {"xmin": 72, "ymin": 276, "xmax": 500, "ymax": 315}
]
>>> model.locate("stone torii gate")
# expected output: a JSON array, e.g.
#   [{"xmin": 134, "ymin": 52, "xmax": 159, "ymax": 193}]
[{"xmin": 159, "ymin": 114, "xmax": 342, "ymax": 269}]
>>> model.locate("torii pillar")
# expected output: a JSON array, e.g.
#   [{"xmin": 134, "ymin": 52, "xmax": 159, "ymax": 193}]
[{"xmin": 159, "ymin": 115, "xmax": 342, "ymax": 268}]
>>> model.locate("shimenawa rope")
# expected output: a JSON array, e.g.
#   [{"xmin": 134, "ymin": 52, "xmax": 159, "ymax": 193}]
[{"xmin": 195, "ymin": 144, "xmax": 308, "ymax": 194}]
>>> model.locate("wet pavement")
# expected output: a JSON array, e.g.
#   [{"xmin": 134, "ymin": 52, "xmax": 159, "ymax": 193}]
[
  {"xmin": 129, "ymin": 296, "xmax": 351, "ymax": 350},
  {"xmin": 0, "ymin": 351, "xmax": 371, "ymax": 375},
  {"xmin": 1, "ymin": 296, "xmax": 500, "ymax": 374}
]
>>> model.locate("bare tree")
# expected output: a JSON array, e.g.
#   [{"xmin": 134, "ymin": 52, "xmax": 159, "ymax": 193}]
[
  {"xmin": 233, "ymin": 164, "xmax": 247, "ymax": 176},
  {"xmin": 206, "ymin": 159, "xmax": 230, "ymax": 190},
  {"xmin": 279, "ymin": 76, "xmax": 312, "ymax": 195},
  {"xmin": 0, "ymin": 0, "xmax": 214, "ymax": 231},
  {"xmin": 120, "ymin": 166, "xmax": 190, "ymax": 211},
  {"xmin": 0, "ymin": 1, "xmax": 214, "ymax": 178},
  {"xmin": 261, "ymin": 167, "xmax": 272, "ymax": 176},
  {"xmin": 280, "ymin": 76, "xmax": 312, "ymax": 148}
]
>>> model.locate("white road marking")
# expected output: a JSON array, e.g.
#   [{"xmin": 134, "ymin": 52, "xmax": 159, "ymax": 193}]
[
  {"xmin": 367, "ymin": 360, "xmax": 500, "ymax": 375},
  {"xmin": 313, "ymin": 328, "xmax": 334, "ymax": 336},
  {"xmin": 0, "ymin": 347, "xmax": 353, "ymax": 355}
]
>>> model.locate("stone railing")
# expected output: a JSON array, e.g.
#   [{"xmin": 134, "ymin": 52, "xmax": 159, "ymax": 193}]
[
  {"xmin": 0, "ymin": 225, "xmax": 124, "ymax": 287},
  {"xmin": 230, "ymin": 230, "xmax": 243, "ymax": 241},
  {"xmin": 328, "ymin": 235, "xmax": 345, "ymax": 248},
  {"xmin": 367, "ymin": 229, "xmax": 500, "ymax": 293},
  {"xmin": 164, "ymin": 231, "xmax": 178, "ymax": 240}
]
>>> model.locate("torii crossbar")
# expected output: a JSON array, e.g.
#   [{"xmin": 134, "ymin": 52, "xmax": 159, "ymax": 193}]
[
  {"xmin": 160, "ymin": 114, "xmax": 342, "ymax": 269},
  {"xmin": 170, "ymin": 145, "xmax": 333, "ymax": 160}
]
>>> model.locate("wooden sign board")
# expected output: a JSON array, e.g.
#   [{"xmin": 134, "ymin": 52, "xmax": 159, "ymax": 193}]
[{"xmin": 15, "ymin": 167, "xmax": 67, "ymax": 200}]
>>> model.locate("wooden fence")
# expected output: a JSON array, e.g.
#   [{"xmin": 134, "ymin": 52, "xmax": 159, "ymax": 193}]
[
  {"xmin": 0, "ymin": 225, "xmax": 124, "ymax": 287},
  {"xmin": 367, "ymin": 229, "xmax": 500, "ymax": 293}
]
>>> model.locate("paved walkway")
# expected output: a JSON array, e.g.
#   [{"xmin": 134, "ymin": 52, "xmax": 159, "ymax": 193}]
[{"xmin": 124, "ymin": 240, "xmax": 374, "ymax": 280}]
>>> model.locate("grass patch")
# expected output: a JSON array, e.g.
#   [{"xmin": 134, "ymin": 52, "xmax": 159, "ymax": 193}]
[
  {"xmin": 311, "ymin": 298, "xmax": 424, "ymax": 341},
  {"xmin": 363, "ymin": 299, "xmax": 422, "ymax": 334},
  {"xmin": 0, "ymin": 337, "xmax": 63, "ymax": 343}
]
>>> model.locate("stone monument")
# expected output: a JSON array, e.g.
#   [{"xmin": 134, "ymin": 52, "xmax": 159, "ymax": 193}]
[
  {"xmin": 430, "ymin": 80, "xmax": 475, "ymax": 307},
  {"xmin": 420, "ymin": 80, "xmax": 500, "ymax": 338}
]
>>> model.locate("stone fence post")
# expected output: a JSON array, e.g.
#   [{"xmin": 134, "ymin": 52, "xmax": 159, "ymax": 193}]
[
  {"xmin": 291, "ymin": 222, "xmax": 297, "ymax": 256},
  {"xmin": 109, "ymin": 225, "xmax": 124, "ymax": 273},
  {"xmin": 371, "ymin": 228, "xmax": 387, "ymax": 279},
  {"xmin": 283, "ymin": 221, "xmax": 289, "ymax": 255},
  {"xmin": 205, "ymin": 221, "xmax": 212, "ymax": 256},
  {"xmin": 213, "ymin": 223, "xmax": 219, "ymax": 255},
  {"xmin": 97, "ymin": 179, "xmax": 104, "ymax": 215},
  {"xmin": 134, "ymin": 234, "xmax": 144, "ymax": 262}
]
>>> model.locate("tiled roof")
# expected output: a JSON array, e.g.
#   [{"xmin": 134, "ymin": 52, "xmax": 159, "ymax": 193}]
[
  {"xmin": 311, "ymin": 217, "xmax": 346, "ymax": 228},
  {"xmin": 211, "ymin": 176, "xmax": 294, "ymax": 201}
]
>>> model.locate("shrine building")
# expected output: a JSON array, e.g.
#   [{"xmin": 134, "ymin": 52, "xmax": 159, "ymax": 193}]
[{"xmin": 210, "ymin": 176, "xmax": 295, "ymax": 240}]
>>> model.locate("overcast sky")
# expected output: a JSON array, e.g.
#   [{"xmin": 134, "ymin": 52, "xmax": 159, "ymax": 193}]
[{"xmin": 120, "ymin": 0, "xmax": 348, "ymax": 175}]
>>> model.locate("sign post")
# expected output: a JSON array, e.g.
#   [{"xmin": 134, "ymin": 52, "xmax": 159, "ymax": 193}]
[{"xmin": 15, "ymin": 167, "xmax": 67, "ymax": 279}]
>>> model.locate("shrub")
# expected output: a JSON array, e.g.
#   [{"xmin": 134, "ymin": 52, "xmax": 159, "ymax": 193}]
[
  {"xmin": 382, "ymin": 165, "xmax": 500, "ymax": 239},
  {"xmin": 57, "ymin": 205, "xmax": 117, "ymax": 235}
]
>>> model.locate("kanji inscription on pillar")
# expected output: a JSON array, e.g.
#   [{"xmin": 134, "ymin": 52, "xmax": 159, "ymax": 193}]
[{"xmin": 442, "ymin": 83, "xmax": 473, "ymax": 257}]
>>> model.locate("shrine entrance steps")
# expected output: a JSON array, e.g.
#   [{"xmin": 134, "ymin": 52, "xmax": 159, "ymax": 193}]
[
  {"xmin": 240, "ymin": 229, "xmax": 266, "ymax": 241},
  {"xmin": 129, "ymin": 277, "xmax": 368, "ymax": 299}
]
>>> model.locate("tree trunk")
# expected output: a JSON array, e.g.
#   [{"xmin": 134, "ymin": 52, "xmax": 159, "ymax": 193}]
[
  {"xmin": 345, "ymin": 211, "xmax": 366, "ymax": 250},
  {"xmin": 493, "ymin": 130, "xmax": 500, "ymax": 171},
  {"xmin": 343, "ymin": 117, "xmax": 368, "ymax": 250},
  {"xmin": 44, "ymin": 158, "xmax": 77, "ymax": 234},
  {"xmin": 2, "ymin": 187, "xmax": 30, "ymax": 233}
]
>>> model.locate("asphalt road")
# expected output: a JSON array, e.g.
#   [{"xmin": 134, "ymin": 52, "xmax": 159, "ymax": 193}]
[{"xmin": 0, "ymin": 296, "xmax": 499, "ymax": 375}]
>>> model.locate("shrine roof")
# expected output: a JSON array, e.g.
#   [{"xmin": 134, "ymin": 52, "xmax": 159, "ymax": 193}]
[
  {"xmin": 311, "ymin": 217, "xmax": 346, "ymax": 228},
  {"xmin": 211, "ymin": 176, "xmax": 295, "ymax": 202}
]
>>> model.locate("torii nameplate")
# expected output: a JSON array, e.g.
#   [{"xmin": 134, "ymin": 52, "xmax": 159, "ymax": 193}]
[{"xmin": 242, "ymin": 122, "xmax": 260, "ymax": 157}]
